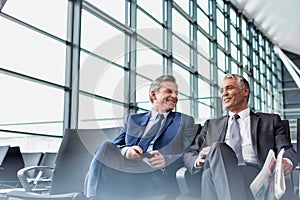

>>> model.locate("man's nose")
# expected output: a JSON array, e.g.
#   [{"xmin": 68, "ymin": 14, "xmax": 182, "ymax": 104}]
[
  {"xmin": 171, "ymin": 91, "xmax": 177, "ymax": 97},
  {"xmin": 221, "ymin": 93, "xmax": 229, "ymax": 100}
]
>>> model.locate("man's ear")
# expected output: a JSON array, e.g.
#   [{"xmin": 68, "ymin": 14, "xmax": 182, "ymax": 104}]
[
  {"xmin": 150, "ymin": 90, "xmax": 157, "ymax": 101},
  {"xmin": 244, "ymin": 87, "xmax": 250, "ymax": 97}
]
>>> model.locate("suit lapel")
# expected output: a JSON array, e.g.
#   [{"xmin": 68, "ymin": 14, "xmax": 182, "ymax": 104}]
[
  {"xmin": 130, "ymin": 113, "xmax": 151, "ymax": 144},
  {"xmin": 153, "ymin": 112, "xmax": 174, "ymax": 141},
  {"xmin": 250, "ymin": 111, "xmax": 259, "ymax": 156},
  {"xmin": 218, "ymin": 116, "xmax": 229, "ymax": 142}
]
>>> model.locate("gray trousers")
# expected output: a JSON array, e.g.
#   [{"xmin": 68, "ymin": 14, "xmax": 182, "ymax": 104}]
[{"xmin": 201, "ymin": 142, "xmax": 259, "ymax": 200}]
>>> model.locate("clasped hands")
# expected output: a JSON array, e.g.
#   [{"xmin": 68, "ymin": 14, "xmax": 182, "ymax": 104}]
[{"xmin": 125, "ymin": 145, "xmax": 166, "ymax": 169}]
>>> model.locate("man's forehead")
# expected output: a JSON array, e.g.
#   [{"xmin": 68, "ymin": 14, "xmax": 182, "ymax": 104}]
[
  {"xmin": 221, "ymin": 78, "xmax": 237, "ymax": 87},
  {"xmin": 160, "ymin": 81, "xmax": 178, "ymax": 89}
]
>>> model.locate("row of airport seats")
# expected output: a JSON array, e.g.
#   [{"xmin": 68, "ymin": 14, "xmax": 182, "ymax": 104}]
[
  {"xmin": 4, "ymin": 126, "xmax": 201, "ymax": 200},
  {"xmin": 0, "ymin": 145, "xmax": 56, "ymax": 195},
  {"xmin": 4, "ymin": 118, "xmax": 300, "ymax": 200},
  {"xmin": 6, "ymin": 128, "xmax": 122, "ymax": 200}
]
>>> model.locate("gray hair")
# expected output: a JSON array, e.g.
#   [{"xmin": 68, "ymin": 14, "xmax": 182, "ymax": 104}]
[
  {"xmin": 223, "ymin": 73, "xmax": 250, "ymax": 100},
  {"xmin": 149, "ymin": 75, "xmax": 177, "ymax": 102}
]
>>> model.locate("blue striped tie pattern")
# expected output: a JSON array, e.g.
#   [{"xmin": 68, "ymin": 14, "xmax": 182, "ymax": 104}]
[{"xmin": 138, "ymin": 114, "xmax": 164, "ymax": 152}]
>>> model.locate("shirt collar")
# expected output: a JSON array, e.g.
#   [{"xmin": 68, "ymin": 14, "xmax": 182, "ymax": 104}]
[
  {"xmin": 150, "ymin": 110, "xmax": 169, "ymax": 120},
  {"xmin": 229, "ymin": 107, "xmax": 250, "ymax": 120}
]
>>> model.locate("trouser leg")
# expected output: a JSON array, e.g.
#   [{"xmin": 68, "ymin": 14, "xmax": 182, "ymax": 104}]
[
  {"xmin": 201, "ymin": 142, "xmax": 249, "ymax": 200},
  {"xmin": 239, "ymin": 164, "xmax": 259, "ymax": 200},
  {"xmin": 84, "ymin": 141, "xmax": 159, "ymax": 199},
  {"xmin": 84, "ymin": 141, "xmax": 121, "ymax": 198},
  {"xmin": 201, "ymin": 167, "xmax": 218, "ymax": 200}
]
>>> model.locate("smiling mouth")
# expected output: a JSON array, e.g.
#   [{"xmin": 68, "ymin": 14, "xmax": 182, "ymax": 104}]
[
  {"xmin": 167, "ymin": 100, "xmax": 176, "ymax": 104},
  {"xmin": 223, "ymin": 98, "xmax": 231, "ymax": 102},
  {"xmin": 166, "ymin": 98, "xmax": 176, "ymax": 104}
]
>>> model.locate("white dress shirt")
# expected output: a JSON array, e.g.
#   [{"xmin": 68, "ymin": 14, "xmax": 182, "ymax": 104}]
[{"xmin": 225, "ymin": 107, "xmax": 258, "ymax": 164}]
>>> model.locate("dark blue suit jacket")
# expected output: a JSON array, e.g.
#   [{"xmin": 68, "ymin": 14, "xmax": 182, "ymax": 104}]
[{"xmin": 113, "ymin": 111, "xmax": 198, "ymax": 173}]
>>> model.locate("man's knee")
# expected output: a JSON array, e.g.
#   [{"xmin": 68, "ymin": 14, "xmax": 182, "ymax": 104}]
[
  {"xmin": 211, "ymin": 141, "xmax": 230, "ymax": 151},
  {"xmin": 209, "ymin": 142, "xmax": 235, "ymax": 158},
  {"xmin": 95, "ymin": 141, "xmax": 115, "ymax": 154}
]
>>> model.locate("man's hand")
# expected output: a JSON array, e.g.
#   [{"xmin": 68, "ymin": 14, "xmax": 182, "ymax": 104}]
[
  {"xmin": 147, "ymin": 150, "xmax": 166, "ymax": 169},
  {"xmin": 195, "ymin": 146, "xmax": 211, "ymax": 167},
  {"xmin": 282, "ymin": 158, "xmax": 293, "ymax": 175},
  {"xmin": 125, "ymin": 146, "xmax": 143, "ymax": 160}
]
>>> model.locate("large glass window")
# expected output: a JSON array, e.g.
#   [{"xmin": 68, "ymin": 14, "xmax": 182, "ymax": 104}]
[
  {"xmin": 0, "ymin": 0, "xmax": 68, "ymax": 152},
  {"xmin": 0, "ymin": 0, "xmax": 287, "ymax": 151}
]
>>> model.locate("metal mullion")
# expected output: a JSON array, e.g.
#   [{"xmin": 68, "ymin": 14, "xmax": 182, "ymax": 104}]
[
  {"xmin": 172, "ymin": 1, "xmax": 196, "ymax": 24},
  {"xmin": 80, "ymin": 117, "xmax": 124, "ymax": 122},
  {"xmin": 238, "ymin": 12, "xmax": 243, "ymax": 73},
  {"xmin": 190, "ymin": 0, "xmax": 199, "ymax": 119},
  {"xmin": 226, "ymin": 3, "xmax": 232, "ymax": 73},
  {"xmin": 0, "ymin": 120, "xmax": 63, "ymax": 127},
  {"xmin": 136, "ymin": 34, "xmax": 170, "ymax": 58},
  {"xmin": 195, "ymin": 68, "xmax": 214, "ymax": 85},
  {"xmin": 82, "ymin": 0, "xmax": 134, "ymax": 35},
  {"xmin": 196, "ymin": 4, "xmax": 209, "ymax": 17},
  {"xmin": 165, "ymin": 0, "xmax": 173, "ymax": 74},
  {"xmin": 211, "ymin": 0, "xmax": 222, "ymax": 117},
  {"xmin": 79, "ymin": 90, "xmax": 126, "ymax": 107},
  {"xmin": 0, "ymin": 68, "xmax": 69, "ymax": 91},
  {"xmin": 197, "ymin": 25, "xmax": 214, "ymax": 42},
  {"xmin": 128, "ymin": 0, "xmax": 137, "ymax": 114},
  {"xmin": 172, "ymin": 57, "xmax": 196, "ymax": 74},
  {"xmin": 80, "ymin": 48, "xmax": 126, "ymax": 70},
  {"xmin": 173, "ymin": 32, "xmax": 193, "ymax": 49},
  {"xmin": 136, "ymin": 4, "xmax": 163, "ymax": 27},
  {"xmin": 0, "ymin": 129, "xmax": 62, "ymax": 138},
  {"xmin": 0, "ymin": 12, "xmax": 66, "ymax": 45},
  {"xmin": 64, "ymin": 0, "xmax": 81, "ymax": 130}
]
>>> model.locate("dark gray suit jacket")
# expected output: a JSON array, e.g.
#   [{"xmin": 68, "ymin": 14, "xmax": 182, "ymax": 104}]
[{"xmin": 184, "ymin": 111, "xmax": 297, "ymax": 174}]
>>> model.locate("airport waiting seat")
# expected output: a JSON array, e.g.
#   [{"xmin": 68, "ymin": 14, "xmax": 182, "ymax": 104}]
[
  {"xmin": 21, "ymin": 152, "xmax": 43, "ymax": 178},
  {"xmin": 0, "ymin": 146, "xmax": 24, "ymax": 189},
  {"xmin": 175, "ymin": 119, "xmax": 297, "ymax": 200},
  {"xmin": 35, "ymin": 152, "xmax": 57, "ymax": 180},
  {"xmin": 17, "ymin": 152, "xmax": 57, "ymax": 193},
  {"xmin": 22, "ymin": 152, "xmax": 43, "ymax": 168},
  {"xmin": 7, "ymin": 127, "xmax": 120, "ymax": 200}
]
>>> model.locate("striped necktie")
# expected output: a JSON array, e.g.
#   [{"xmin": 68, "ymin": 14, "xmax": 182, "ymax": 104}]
[
  {"xmin": 138, "ymin": 114, "xmax": 164, "ymax": 152},
  {"xmin": 229, "ymin": 114, "xmax": 245, "ymax": 165}
]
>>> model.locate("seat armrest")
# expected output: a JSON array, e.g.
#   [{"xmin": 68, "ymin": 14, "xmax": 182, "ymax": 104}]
[
  {"xmin": 176, "ymin": 166, "xmax": 202, "ymax": 198},
  {"xmin": 176, "ymin": 167, "xmax": 190, "ymax": 195},
  {"xmin": 7, "ymin": 190, "xmax": 88, "ymax": 200},
  {"xmin": 17, "ymin": 166, "xmax": 54, "ymax": 192}
]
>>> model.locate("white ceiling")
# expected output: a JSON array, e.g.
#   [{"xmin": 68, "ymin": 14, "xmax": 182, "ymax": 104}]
[{"xmin": 229, "ymin": 0, "xmax": 300, "ymax": 55}]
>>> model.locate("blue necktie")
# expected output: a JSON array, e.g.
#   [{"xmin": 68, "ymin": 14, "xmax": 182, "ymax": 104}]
[
  {"xmin": 138, "ymin": 114, "xmax": 164, "ymax": 152},
  {"xmin": 229, "ymin": 114, "xmax": 245, "ymax": 165}
]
